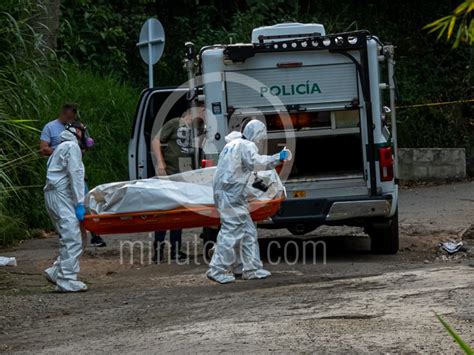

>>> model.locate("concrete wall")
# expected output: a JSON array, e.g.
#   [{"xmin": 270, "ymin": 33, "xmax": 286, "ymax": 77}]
[{"xmin": 398, "ymin": 148, "xmax": 466, "ymax": 181}]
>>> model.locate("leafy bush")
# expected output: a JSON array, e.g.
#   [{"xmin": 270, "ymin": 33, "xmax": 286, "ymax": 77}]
[
  {"xmin": 35, "ymin": 65, "xmax": 139, "ymax": 187},
  {"xmin": 2, "ymin": 64, "xmax": 139, "ymax": 241},
  {"xmin": 59, "ymin": 0, "xmax": 153, "ymax": 84},
  {"xmin": 423, "ymin": 0, "xmax": 474, "ymax": 48},
  {"xmin": 0, "ymin": 0, "xmax": 138, "ymax": 245}
]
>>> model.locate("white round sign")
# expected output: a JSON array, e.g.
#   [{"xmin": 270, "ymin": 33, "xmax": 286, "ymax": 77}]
[{"xmin": 137, "ymin": 18, "xmax": 165, "ymax": 65}]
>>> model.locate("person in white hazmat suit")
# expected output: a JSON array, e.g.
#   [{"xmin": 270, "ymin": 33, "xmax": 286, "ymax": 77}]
[
  {"xmin": 207, "ymin": 120, "xmax": 289, "ymax": 284},
  {"xmin": 43, "ymin": 123, "xmax": 88, "ymax": 292}
]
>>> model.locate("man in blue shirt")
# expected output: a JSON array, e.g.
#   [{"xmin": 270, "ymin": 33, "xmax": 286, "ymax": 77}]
[{"xmin": 40, "ymin": 103, "xmax": 106, "ymax": 247}]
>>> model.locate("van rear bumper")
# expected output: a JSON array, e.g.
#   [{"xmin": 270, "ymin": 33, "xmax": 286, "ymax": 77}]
[{"xmin": 270, "ymin": 194, "xmax": 393, "ymax": 226}]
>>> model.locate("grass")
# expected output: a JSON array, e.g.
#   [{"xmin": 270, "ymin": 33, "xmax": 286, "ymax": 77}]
[
  {"xmin": 33, "ymin": 65, "xmax": 139, "ymax": 186},
  {"xmin": 0, "ymin": 65, "xmax": 139, "ymax": 245},
  {"xmin": 0, "ymin": 1, "xmax": 139, "ymax": 245},
  {"xmin": 436, "ymin": 313, "xmax": 473, "ymax": 354},
  {"xmin": 0, "ymin": 0, "xmax": 54, "ymax": 244}
]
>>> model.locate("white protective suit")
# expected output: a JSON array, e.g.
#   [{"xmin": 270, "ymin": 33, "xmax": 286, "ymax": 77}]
[
  {"xmin": 207, "ymin": 120, "xmax": 282, "ymax": 283},
  {"xmin": 43, "ymin": 129, "xmax": 87, "ymax": 292}
]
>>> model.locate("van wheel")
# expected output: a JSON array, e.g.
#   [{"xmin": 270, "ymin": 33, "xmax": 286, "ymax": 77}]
[
  {"xmin": 200, "ymin": 227, "xmax": 218, "ymax": 259},
  {"xmin": 288, "ymin": 225, "xmax": 317, "ymax": 236},
  {"xmin": 367, "ymin": 211, "xmax": 399, "ymax": 254}
]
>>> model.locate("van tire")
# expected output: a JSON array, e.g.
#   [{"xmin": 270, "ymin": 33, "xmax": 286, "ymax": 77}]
[{"xmin": 368, "ymin": 211, "xmax": 399, "ymax": 255}]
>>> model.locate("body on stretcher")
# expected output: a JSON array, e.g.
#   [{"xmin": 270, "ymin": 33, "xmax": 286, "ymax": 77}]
[
  {"xmin": 82, "ymin": 167, "xmax": 285, "ymax": 235},
  {"xmin": 83, "ymin": 197, "xmax": 284, "ymax": 235}
]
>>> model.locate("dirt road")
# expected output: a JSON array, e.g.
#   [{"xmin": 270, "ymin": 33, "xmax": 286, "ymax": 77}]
[{"xmin": 1, "ymin": 182, "xmax": 473, "ymax": 353}]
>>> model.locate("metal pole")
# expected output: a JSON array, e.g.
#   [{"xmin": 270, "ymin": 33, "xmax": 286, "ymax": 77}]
[
  {"xmin": 148, "ymin": 21, "xmax": 154, "ymax": 88},
  {"xmin": 387, "ymin": 45, "xmax": 398, "ymax": 179},
  {"xmin": 184, "ymin": 42, "xmax": 200, "ymax": 168},
  {"xmin": 185, "ymin": 42, "xmax": 196, "ymax": 101}
]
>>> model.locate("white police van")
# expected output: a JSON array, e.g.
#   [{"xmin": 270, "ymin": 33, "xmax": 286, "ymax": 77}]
[{"xmin": 129, "ymin": 23, "xmax": 399, "ymax": 254}]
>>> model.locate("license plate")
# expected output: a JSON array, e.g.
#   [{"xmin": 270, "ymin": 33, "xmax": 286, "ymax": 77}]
[{"xmin": 293, "ymin": 191, "xmax": 306, "ymax": 198}]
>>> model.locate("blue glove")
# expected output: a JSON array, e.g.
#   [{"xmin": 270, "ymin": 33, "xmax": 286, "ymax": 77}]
[
  {"xmin": 279, "ymin": 149, "xmax": 289, "ymax": 161},
  {"xmin": 75, "ymin": 203, "xmax": 86, "ymax": 221}
]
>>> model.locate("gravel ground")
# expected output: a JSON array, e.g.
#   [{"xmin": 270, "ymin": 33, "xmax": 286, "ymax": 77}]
[{"xmin": 0, "ymin": 181, "xmax": 473, "ymax": 353}]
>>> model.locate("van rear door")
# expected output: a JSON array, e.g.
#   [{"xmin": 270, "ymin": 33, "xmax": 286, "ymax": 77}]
[
  {"xmin": 128, "ymin": 88, "xmax": 189, "ymax": 180},
  {"xmin": 223, "ymin": 55, "xmax": 369, "ymax": 198}
]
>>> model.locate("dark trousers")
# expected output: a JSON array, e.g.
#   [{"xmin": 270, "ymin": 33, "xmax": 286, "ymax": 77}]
[
  {"xmin": 154, "ymin": 230, "xmax": 182, "ymax": 256},
  {"xmin": 84, "ymin": 181, "xmax": 100, "ymax": 240}
]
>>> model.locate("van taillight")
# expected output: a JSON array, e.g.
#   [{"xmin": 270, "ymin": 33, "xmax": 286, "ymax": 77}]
[
  {"xmin": 379, "ymin": 147, "xmax": 394, "ymax": 182},
  {"xmin": 201, "ymin": 159, "xmax": 214, "ymax": 168}
]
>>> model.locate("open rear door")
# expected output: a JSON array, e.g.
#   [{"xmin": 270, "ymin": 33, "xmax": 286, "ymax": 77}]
[
  {"xmin": 128, "ymin": 88, "xmax": 189, "ymax": 180},
  {"xmin": 129, "ymin": 89, "xmax": 152, "ymax": 180}
]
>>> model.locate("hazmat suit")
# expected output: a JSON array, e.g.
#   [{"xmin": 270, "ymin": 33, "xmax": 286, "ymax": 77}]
[
  {"xmin": 43, "ymin": 129, "xmax": 88, "ymax": 292},
  {"xmin": 207, "ymin": 120, "xmax": 289, "ymax": 284}
]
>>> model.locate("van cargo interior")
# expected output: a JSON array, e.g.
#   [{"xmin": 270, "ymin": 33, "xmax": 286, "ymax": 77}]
[
  {"xmin": 264, "ymin": 110, "xmax": 364, "ymax": 179},
  {"xmin": 268, "ymin": 134, "xmax": 363, "ymax": 178}
]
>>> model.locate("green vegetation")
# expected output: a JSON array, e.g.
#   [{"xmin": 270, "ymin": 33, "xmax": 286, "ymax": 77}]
[
  {"xmin": 36, "ymin": 66, "xmax": 138, "ymax": 187},
  {"xmin": 435, "ymin": 313, "xmax": 473, "ymax": 354},
  {"xmin": 0, "ymin": 0, "xmax": 472, "ymax": 244},
  {"xmin": 0, "ymin": 62, "xmax": 138, "ymax": 244},
  {"xmin": 424, "ymin": 0, "xmax": 473, "ymax": 48},
  {"xmin": 0, "ymin": 1, "xmax": 138, "ymax": 244},
  {"xmin": 1, "ymin": 67, "xmax": 138, "ymax": 244},
  {"xmin": 12, "ymin": 65, "xmax": 138, "ymax": 234},
  {"xmin": 0, "ymin": 0, "xmax": 54, "ymax": 243}
]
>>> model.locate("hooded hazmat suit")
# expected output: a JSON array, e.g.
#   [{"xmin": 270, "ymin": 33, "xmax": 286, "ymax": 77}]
[
  {"xmin": 207, "ymin": 120, "xmax": 283, "ymax": 283},
  {"xmin": 44, "ymin": 129, "xmax": 87, "ymax": 292}
]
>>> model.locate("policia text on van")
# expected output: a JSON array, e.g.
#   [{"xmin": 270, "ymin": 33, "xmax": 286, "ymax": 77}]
[{"xmin": 260, "ymin": 81, "xmax": 322, "ymax": 97}]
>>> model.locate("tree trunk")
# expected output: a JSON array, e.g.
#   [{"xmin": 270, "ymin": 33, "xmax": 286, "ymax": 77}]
[{"xmin": 34, "ymin": 0, "xmax": 61, "ymax": 50}]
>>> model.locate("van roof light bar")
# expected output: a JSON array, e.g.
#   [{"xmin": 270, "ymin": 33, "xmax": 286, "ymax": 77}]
[
  {"xmin": 223, "ymin": 30, "xmax": 371, "ymax": 63},
  {"xmin": 257, "ymin": 32, "xmax": 322, "ymax": 44}
]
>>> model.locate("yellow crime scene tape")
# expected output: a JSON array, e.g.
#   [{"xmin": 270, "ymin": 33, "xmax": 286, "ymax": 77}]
[{"xmin": 396, "ymin": 98, "xmax": 474, "ymax": 109}]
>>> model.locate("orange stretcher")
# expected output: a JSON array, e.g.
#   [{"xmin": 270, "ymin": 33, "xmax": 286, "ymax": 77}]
[{"xmin": 83, "ymin": 197, "xmax": 284, "ymax": 235}]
